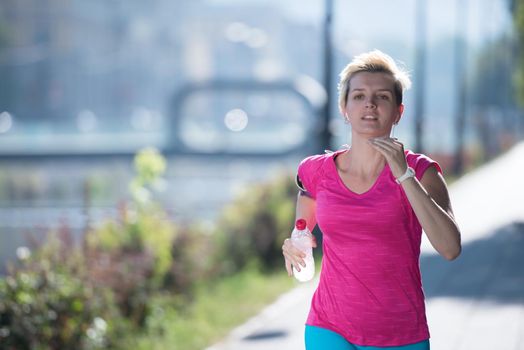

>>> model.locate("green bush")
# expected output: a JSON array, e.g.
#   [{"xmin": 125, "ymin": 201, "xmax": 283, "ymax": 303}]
[
  {"xmin": 84, "ymin": 241, "xmax": 155, "ymax": 327},
  {"xmin": 166, "ymin": 222, "xmax": 218, "ymax": 297},
  {"xmin": 86, "ymin": 202, "xmax": 176, "ymax": 284},
  {"xmin": 0, "ymin": 229, "xmax": 124, "ymax": 350},
  {"xmin": 214, "ymin": 173, "xmax": 297, "ymax": 274},
  {"xmin": 85, "ymin": 147, "xmax": 177, "ymax": 325}
]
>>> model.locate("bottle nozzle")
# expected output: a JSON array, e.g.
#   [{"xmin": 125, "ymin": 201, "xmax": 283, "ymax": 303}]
[{"xmin": 295, "ymin": 219, "xmax": 307, "ymax": 230}]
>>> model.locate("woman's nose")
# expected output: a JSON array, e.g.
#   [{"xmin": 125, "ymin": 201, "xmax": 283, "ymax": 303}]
[{"xmin": 365, "ymin": 98, "xmax": 376, "ymax": 108}]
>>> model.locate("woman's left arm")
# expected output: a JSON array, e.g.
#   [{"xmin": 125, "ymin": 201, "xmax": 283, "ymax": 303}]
[
  {"xmin": 369, "ymin": 137, "xmax": 462, "ymax": 260},
  {"xmin": 401, "ymin": 166, "xmax": 461, "ymax": 260}
]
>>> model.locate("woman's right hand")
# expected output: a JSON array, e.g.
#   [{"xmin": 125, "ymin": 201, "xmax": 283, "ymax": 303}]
[{"xmin": 282, "ymin": 236, "xmax": 317, "ymax": 277}]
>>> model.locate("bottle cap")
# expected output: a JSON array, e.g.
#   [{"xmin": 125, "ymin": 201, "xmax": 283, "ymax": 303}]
[{"xmin": 295, "ymin": 219, "xmax": 307, "ymax": 230}]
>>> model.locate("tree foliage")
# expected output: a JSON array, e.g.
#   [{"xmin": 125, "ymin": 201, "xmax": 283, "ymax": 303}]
[{"xmin": 513, "ymin": 0, "xmax": 524, "ymax": 106}]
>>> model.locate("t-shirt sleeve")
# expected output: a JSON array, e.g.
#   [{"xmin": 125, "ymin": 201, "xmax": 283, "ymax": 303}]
[
  {"xmin": 296, "ymin": 154, "xmax": 325, "ymax": 199},
  {"xmin": 405, "ymin": 151, "xmax": 442, "ymax": 181}
]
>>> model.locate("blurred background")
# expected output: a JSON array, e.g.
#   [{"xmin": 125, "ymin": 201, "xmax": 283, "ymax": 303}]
[
  {"xmin": 1, "ymin": 0, "xmax": 521, "ymax": 261},
  {"xmin": 0, "ymin": 0, "xmax": 522, "ymax": 349}
]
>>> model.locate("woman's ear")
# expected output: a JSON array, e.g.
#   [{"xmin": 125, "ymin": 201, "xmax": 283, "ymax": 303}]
[
  {"xmin": 339, "ymin": 105, "xmax": 346, "ymax": 118},
  {"xmin": 395, "ymin": 104, "xmax": 404, "ymax": 124}
]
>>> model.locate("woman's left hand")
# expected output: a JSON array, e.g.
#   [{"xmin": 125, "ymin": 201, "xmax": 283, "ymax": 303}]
[{"xmin": 368, "ymin": 137, "xmax": 408, "ymax": 179}]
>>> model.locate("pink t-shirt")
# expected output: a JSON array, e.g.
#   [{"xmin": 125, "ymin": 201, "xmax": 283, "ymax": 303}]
[{"xmin": 297, "ymin": 149, "xmax": 441, "ymax": 347}]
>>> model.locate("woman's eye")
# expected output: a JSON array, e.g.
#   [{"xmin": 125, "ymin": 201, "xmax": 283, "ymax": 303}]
[
  {"xmin": 378, "ymin": 94, "xmax": 390, "ymax": 100},
  {"xmin": 353, "ymin": 94, "xmax": 364, "ymax": 100}
]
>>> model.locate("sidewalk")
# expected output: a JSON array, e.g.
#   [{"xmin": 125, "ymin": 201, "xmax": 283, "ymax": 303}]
[{"xmin": 208, "ymin": 142, "xmax": 524, "ymax": 350}]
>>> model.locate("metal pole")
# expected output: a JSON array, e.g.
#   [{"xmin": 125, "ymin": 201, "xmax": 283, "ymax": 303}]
[
  {"xmin": 453, "ymin": 0, "xmax": 468, "ymax": 175},
  {"xmin": 414, "ymin": 0, "xmax": 427, "ymax": 153},
  {"xmin": 320, "ymin": 0, "xmax": 334, "ymax": 152}
]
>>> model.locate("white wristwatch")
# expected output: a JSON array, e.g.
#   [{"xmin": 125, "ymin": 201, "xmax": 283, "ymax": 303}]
[{"xmin": 395, "ymin": 167, "xmax": 415, "ymax": 184}]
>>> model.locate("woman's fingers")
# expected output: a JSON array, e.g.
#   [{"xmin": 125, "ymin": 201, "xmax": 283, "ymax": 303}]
[
  {"xmin": 368, "ymin": 138, "xmax": 391, "ymax": 155},
  {"xmin": 369, "ymin": 137, "xmax": 401, "ymax": 153},
  {"xmin": 282, "ymin": 239, "xmax": 306, "ymax": 274},
  {"xmin": 283, "ymin": 239, "xmax": 306, "ymax": 258},
  {"xmin": 368, "ymin": 137, "xmax": 407, "ymax": 178},
  {"xmin": 283, "ymin": 250, "xmax": 305, "ymax": 270},
  {"xmin": 368, "ymin": 140, "xmax": 392, "ymax": 163},
  {"xmin": 285, "ymin": 257, "xmax": 293, "ymax": 276}
]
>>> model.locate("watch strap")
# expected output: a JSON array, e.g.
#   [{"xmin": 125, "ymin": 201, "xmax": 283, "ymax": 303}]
[{"xmin": 395, "ymin": 167, "xmax": 415, "ymax": 184}]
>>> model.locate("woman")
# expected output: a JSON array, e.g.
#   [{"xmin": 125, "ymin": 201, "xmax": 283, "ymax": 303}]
[{"xmin": 282, "ymin": 50, "xmax": 461, "ymax": 350}]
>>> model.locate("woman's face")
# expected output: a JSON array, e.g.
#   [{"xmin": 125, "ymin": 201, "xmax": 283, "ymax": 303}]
[{"xmin": 344, "ymin": 71, "xmax": 404, "ymax": 138}]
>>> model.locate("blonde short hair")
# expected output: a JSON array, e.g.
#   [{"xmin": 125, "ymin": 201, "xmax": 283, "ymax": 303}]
[{"xmin": 338, "ymin": 50, "xmax": 411, "ymax": 113}]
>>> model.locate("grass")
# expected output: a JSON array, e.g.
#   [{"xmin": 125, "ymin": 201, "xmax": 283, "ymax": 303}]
[{"xmin": 119, "ymin": 266, "xmax": 296, "ymax": 350}]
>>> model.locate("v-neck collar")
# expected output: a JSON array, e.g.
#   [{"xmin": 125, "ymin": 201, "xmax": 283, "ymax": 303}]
[{"xmin": 329, "ymin": 149, "xmax": 390, "ymax": 197}]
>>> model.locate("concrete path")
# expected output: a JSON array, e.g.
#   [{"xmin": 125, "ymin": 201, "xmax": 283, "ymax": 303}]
[{"xmin": 208, "ymin": 142, "xmax": 524, "ymax": 350}]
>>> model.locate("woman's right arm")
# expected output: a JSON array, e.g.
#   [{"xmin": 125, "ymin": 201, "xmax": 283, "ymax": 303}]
[{"xmin": 282, "ymin": 191, "xmax": 317, "ymax": 276}]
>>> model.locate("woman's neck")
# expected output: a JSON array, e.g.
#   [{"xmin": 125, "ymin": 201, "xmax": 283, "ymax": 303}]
[{"xmin": 341, "ymin": 135, "xmax": 386, "ymax": 176}]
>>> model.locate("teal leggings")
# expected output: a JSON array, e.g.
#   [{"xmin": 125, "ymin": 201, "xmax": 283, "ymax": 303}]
[{"xmin": 305, "ymin": 325, "xmax": 430, "ymax": 350}]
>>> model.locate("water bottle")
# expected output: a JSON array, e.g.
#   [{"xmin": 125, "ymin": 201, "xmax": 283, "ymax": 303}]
[{"xmin": 291, "ymin": 219, "xmax": 315, "ymax": 282}]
